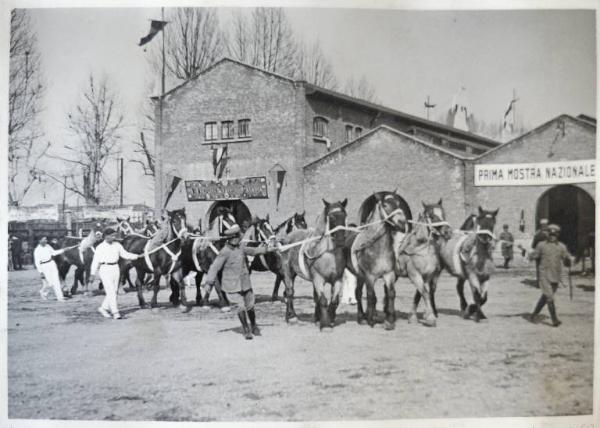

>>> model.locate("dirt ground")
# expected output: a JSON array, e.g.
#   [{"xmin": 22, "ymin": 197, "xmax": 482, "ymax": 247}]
[{"xmin": 6, "ymin": 263, "xmax": 595, "ymax": 421}]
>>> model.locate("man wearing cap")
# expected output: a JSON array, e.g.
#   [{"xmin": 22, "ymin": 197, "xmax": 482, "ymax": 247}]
[
  {"xmin": 204, "ymin": 223, "xmax": 278, "ymax": 340},
  {"xmin": 531, "ymin": 219, "xmax": 549, "ymax": 286},
  {"xmin": 89, "ymin": 228, "xmax": 141, "ymax": 319},
  {"xmin": 528, "ymin": 224, "xmax": 572, "ymax": 327},
  {"xmin": 34, "ymin": 236, "xmax": 68, "ymax": 301},
  {"xmin": 499, "ymin": 224, "xmax": 514, "ymax": 269}
]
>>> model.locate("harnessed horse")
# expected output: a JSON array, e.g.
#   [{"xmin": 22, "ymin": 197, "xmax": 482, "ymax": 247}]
[
  {"xmin": 115, "ymin": 217, "xmax": 153, "ymax": 290},
  {"xmin": 280, "ymin": 199, "xmax": 348, "ymax": 329},
  {"xmin": 120, "ymin": 209, "xmax": 189, "ymax": 309},
  {"xmin": 174, "ymin": 210, "xmax": 233, "ymax": 309},
  {"xmin": 54, "ymin": 221, "xmax": 105, "ymax": 295},
  {"xmin": 248, "ymin": 213, "xmax": 308, "ymax": 301},
  {"xmin": 346, "ymin": 191, "xmax": 409, "ymax": 329},
  {"xmin": 437, "ymin": 206, "xmax": 498, "ymax": 322}
]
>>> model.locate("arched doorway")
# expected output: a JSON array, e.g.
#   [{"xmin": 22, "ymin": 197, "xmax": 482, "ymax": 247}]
[
  {"xmin": 206, "ymin": 200, "xmax": 252, "ymax": 229},
  {"xmin": 358, "ymin": 191, "xmax": 413, "ymax": 228},
  {"xmin": 535, "ymin": 185, "xmax": 595, "ymax": 256}
]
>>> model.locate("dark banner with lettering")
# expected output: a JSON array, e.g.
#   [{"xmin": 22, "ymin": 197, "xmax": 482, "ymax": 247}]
[{"xmin": 185, "ymin": 176, "xmax": 269, "ymax": 201}]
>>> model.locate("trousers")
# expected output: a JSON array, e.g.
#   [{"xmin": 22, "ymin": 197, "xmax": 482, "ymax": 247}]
[
  {"xmin": 99, "ymin": 265, "xmax": 120, "ymax": 315},
  {"xmin": 227, "ymin": 289, "xmax": 255, "ymax": 314},
  {"xmin": 40, "ymin": 262, "xmax": 64, "ymax": 300}
]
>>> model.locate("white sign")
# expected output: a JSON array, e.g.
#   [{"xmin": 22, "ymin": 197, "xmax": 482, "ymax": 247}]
[
  {"xmin": 9, "ymin": 206, "xmax": 59, "ymax": 222},
  {"xmin": 474, "ymin": 159, "xmax": 596, "ymax": 186}
]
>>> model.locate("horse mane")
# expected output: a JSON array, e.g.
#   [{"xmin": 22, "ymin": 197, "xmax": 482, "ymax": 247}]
[
  {"xmin": 274, "ymin": 214, "xmax": 293, "ymax": 233},
  {"xmin": 313, "ymin": 209, "xmax": 327, "ymax": 235},
  {"xmin": 460, "ymin": 214, "xmax": 477, "ymax": 231}
]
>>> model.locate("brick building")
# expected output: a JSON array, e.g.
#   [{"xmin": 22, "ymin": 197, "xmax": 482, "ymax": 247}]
[{"xmin": 155, "ymin": 58, "xmax": 595, "ymax": 256}]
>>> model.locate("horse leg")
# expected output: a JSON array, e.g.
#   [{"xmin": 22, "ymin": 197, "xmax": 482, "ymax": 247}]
[
  {"xmin": 328, "ymin": 279, "xmax": 343, "ymax": 326},
  {"xmin": 355, "ymin": 277, "xmax": 367, "ymax": 325},
  {"xmin": 364, "ymin": 274, "xmax": 377, "ymax": 328},
  {"xmin": 456, "ymin": 278, "xmax": 469, "ymax": 318},
  {"xmin": 173, "ymin": 270, "xmax": 190, "ymax": 313},
  {"xmin": 407, "ymin": 266, "xmax": 436, "ymax": 327},
  {"xmin": 476, "ymin": 277, "xmax": 489, "ymax": 320},
  {"xmin": 282, "ymin": 266, "xmax": 298, "ymax": 323},
  {"xmin": 150, "ymin": 269, "xmax": 161, "ymax": 308},
  {"xmin": 271, "ymin": 275, "xmax": 282, "ymax": 302},
  {"xmin": 136, "ymin": 268, "xmax": 147, "ymax": 308},
  {"xmin": 409, "ymin": 287, "xmax": 421, "ymax": 324},
  {"xmin": 313, "ymin": 275, "xmax": 331, "ymax": 330},
  {"xmin": 466, "ymin": 271, "xmax": 484, "ymax": 323},
  {"xmin": 195, "ymin": 272, "xmax": 203, "ymax": 306},
  {"xmin": 168, "ymin": 273, "xmax": 180, "ymax": 305},
  {"xmin": 383, "ymin": 273, "xmax": 397, "ymax": 330},
  {"xmin": 313, "ymin": 288, "xmax": 320, "ymax": 325},
  {"xmin": 430, "ymin": 272, "xmax": 440, "ymax": 318}
]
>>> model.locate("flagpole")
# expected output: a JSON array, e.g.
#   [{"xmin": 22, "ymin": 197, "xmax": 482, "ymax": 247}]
[{"xmin": 158, "ymin": 7, "xmax": 165, "ymax": 211}]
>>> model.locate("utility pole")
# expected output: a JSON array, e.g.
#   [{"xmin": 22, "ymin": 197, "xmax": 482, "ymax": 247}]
[
  {"xmin": 158, "ymin": 6, "xmax": 166, "ymax": 213},
  {"xmin": 424, "ymin": 95, "xmax": 436, "ymax": 121},
  {"xmin": 120, "ymin": 157, "xmax": 124, "ymax": 206},
  {"xmin": 62, "ymin": 175, "xmax": 67, "ymax": 218}
]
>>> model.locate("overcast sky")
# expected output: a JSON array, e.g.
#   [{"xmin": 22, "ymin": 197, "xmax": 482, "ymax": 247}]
[{"xmin": 21, "ymin": 6, "xmax": 596, "ymax": 206}]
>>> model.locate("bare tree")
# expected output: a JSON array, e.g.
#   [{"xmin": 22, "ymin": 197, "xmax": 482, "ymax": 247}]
[
  {"xmin": 8, "ymin": 9, "xmax": 47, "ymax": 206},
  {"xmin": 294, "ymin": 40, "xmax": 338, "ymax": 90},
  {"xmin": 226, "ymin": 8, "xmax": 298, "ymax": 76},
  {"xmin": 150, "ymin": 8, "xmax": 224, "ymax": 82},
  {"xmin": 45, "ymin": 75, "xmax": 124, "ymax": 205},
  {"xmin": 130, "ymin": 80, "xmax": 156, "ymax": 177},
  {"xmin": 343, "ymin": 75, "xmax": 378, "ymax": 103}
]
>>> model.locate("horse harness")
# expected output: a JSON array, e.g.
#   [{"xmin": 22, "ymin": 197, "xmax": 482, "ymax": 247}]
[{"xmin": 142, "ymin": 220, "xmax": 186, "ymax": 275}]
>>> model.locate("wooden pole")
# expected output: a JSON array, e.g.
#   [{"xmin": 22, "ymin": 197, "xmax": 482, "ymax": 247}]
[
  {"xmin": 120, "ymin": 157, "xmax": 124, "ymax": 206},
  {"xmin": 157, "ymin": 7, "xmax": 165, "ymax": 213}
]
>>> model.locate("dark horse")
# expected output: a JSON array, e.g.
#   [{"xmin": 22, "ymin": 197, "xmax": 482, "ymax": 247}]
[
  {"xmin": 174, "ymin": 207, "xmax": 234, "ymax": 309},
  {"xmin": 250, "ymin": 212, "xmax": 308, "ymax": 301},
  {"xmin": 436, "ymin": 206, "xmax": 498, "ymax": 322},
  {"xmin": 280, "ymin": 199, "xmax": 348, "ymax": 329},
  {"xmin": 53, "ymin": 221, "xmax": 105, "ymax": 295},
  {"xmin": 120, "ymin": 209, "xmax": 189, "ymax": 310}
]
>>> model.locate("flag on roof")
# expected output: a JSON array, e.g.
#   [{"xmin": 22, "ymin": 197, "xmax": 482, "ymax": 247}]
[{"xmin": 139, "ymin": 20, "xmax": 167, "ymax": 46}]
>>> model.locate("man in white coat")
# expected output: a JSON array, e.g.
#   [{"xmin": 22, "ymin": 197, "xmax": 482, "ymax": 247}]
[
  {"xmin": 34, "ymin": 236, "xmax": 67, "ymax": 301},
  {"xmin": 89, "ymin": 228, "xmax": 141, "ymax": 320}
]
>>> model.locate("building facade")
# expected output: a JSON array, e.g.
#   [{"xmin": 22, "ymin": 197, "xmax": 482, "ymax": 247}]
[{"xmin": 155, "ymin": 58, "xmax": 595, "ymax": 258}]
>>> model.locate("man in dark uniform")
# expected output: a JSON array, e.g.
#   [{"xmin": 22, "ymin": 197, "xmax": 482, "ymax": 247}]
[
  {"xmin": 499, "ymin": 224, "xmax": 514, "ymax": 269},
  {"xmin": 204, "ymin": 224, "xmax": 277, "ymax": 340},
  {"xmin": 528, "ymin": 224, "xmax": 572, "ymax": 327},
  {"xmin": 531, "ymin": 218, "xmax": 549, "ymax": 286}
]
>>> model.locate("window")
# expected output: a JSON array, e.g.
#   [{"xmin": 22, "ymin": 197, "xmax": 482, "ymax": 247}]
[
  {"xmin": 238, "ymin": 119, "xmax": 251, "ymax": 138},
  {"xmin": 204, "ymin": 122, "xmax": 218, "ymax": 141},
  {"xmin": 313, "ymin": 117, "xmax": 328, "ymax": 138},
  {"xmin": 345, "ymin": 125, "xmax": 353, "ymax": 143},
  {"xmin": 221, "ymin": 121, "xmax": 234, "ymax": 140},
  {"xmin": 355, "ymin": 127, "xmax": 363, "ymax": 139}
]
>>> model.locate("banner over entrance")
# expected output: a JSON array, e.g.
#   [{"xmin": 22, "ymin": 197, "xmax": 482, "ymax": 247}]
[
  {"xmin": 474, "ymin": 159, "xmax": 595, "ymax": 187},
  {"xmin": 185, "ymin": 176, "xmax": 268, "ymax": 201}
]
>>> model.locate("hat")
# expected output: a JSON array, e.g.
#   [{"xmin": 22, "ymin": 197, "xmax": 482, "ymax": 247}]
[
  {"xmin": 103, "ymin": 227, "xmax": 117, "ymax": 237},
  {"xmin": 548, "ymin": 224, "xmax": 561, "ymax": 235},
  {"xmin": 540, "ymin": 218, "xmax": 549, "ymax": 225},
  {"xmin": 503, "ymin": 224, "xmax": 509, "ymax": 229},
  {"xmin": 223, "ymin": 224, "xmax": 241, "ymax": 237}
]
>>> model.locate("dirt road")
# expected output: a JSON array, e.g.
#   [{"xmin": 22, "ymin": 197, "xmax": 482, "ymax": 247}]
[{"xmin": 7, "ymin": 265, "xmax": 594, "ymax": 421}]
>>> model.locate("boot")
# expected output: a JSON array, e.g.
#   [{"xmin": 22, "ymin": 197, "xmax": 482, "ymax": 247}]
[
  {"xmin": 247, "ymin": 308, "xmax": 261, "ymax": 336},
  {"xmin": 547, "ymin": 301, "xmax": 561, "ymax": 327},
  {"xmin": 238, "ymin": 312, "xmax": 253, "ymax": 340},
  {"xmin": 529, "ymin": 295, "xmax": 546, "ymax": 323}
]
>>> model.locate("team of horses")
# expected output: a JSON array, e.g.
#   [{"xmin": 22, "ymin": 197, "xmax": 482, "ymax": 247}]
[{"xmin": 52, "ymin": 192, "xmax": 498, "ymax": 332}]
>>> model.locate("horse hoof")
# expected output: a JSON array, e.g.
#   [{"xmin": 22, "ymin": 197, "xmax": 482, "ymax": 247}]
[
  {"xmin": 423, "ymin": 318, "xmax": 437, "ymax": 327},
  {"xmin": 357, "ymin": 318, "xmax": 367, "ymax": 325},
  {"xmin": 461, "ymin": 310, "xmax": 470, "ymax": 320},
  {"xmin": 287, "ymin": 316, "xmax": 298, "ymax": 324},
  {"xmin": 180, "ymin": 305, "xmax": 191, "ymax": 313},
  {"xmin": 384, "ymin": 320, "xmax": 395, "ymax": 331},
  {"xmin": 320, "ymin": 325, "xmax": 334, "ymax": 333},
  {"xmin": 220, "ymin": 306, "xmax": 231, "ymax": 313},
  {"xmin": 408, "ymin": 314, "xmax": 418, "ymax": 324},
  {"xmin": 151, "ymin": 307, "xmax": 160, "ymax": 314}
]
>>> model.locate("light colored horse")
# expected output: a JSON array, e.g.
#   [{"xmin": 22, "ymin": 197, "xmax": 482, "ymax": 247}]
[
  {"xmin": 280, "ymin": 199, "xmax": 348, "ymax": 329},
  {"xmin": 348, "ymin": 192, "xmax": 407, "ymax": 330}
]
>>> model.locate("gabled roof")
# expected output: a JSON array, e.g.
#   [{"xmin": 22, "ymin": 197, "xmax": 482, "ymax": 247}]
[
  {"xmin": 576, "ymin": 114, "xmax": 596, "ymax": 125},
  {"xmin": 474, "ymin": 114, "xmax": 596, "ymax": 161},
  {"xmin": 304, "ymin": 125, "xmax": 468, "ymax": 170},
  {"xmin": 151, "ymin": 57, "xmax": 297, "ymax": 101}
]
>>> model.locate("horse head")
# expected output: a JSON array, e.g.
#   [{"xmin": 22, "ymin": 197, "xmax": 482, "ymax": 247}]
[
  {"xmin": 253, "ymin": 214, "xmax": 276, "ymax": 243},
  {"xmin": 116, "ymin": 216, "xmax": 134, "ymax": 236},
  {"xmin": 292, "ymin": 211, "xmax": 308, "ymax": 231},
  {"xmin": 321, "ymin": 198, "xmax": 348, "ymax": 246},
  {"xmin": 167, "ymin": 208, "xmax": 188, "ymax": 240},
  {"xmin": 215, "ymin": 207, "xmax": 238, "ymax": 236},
  {"xmin": 422, "ymin": 198, "xmax": 451, "ymax": 239},
  {"xmin": 475, "ymin": 206, "xmax": 499, "ymax": 245},
  {"xmin": 375, "ymin": 191, "xmax": 407, "ymax": 233}
]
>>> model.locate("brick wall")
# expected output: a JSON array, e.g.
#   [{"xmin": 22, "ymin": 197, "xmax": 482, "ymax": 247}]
[
  {"xmin": 155, "ymin": 60, "xmax": 306, "ymax": 225},
  {"xmin": 465, "ymin": 116, "xmax": 596, "ymax": 243},
  {"xmin": 303, "ymin": 126, "xmax": 468, "ymax": 227}
]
